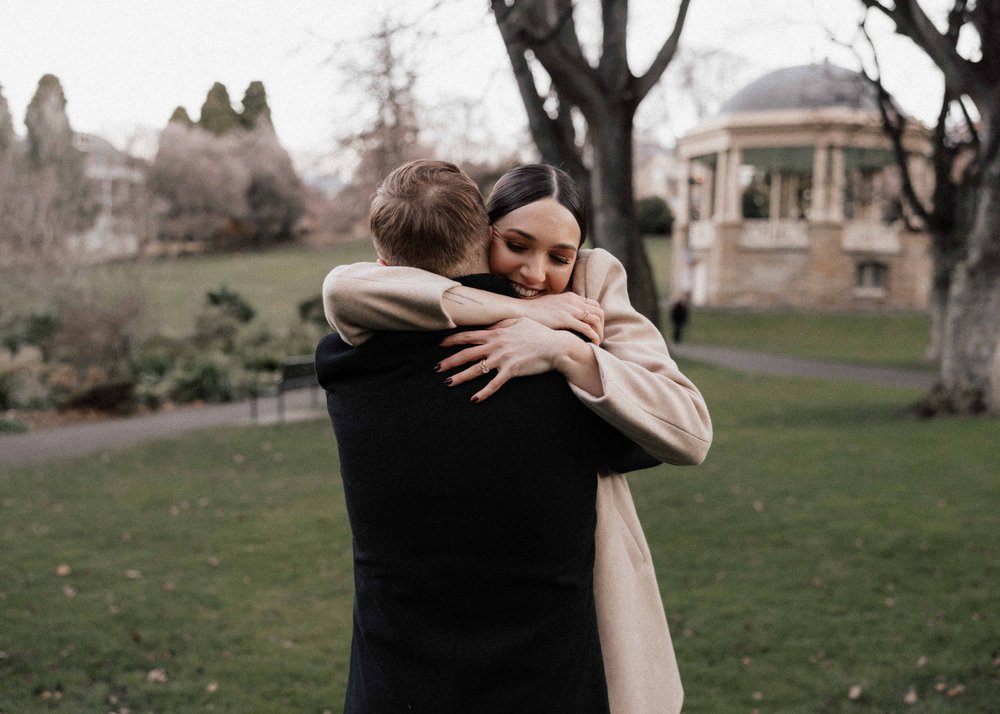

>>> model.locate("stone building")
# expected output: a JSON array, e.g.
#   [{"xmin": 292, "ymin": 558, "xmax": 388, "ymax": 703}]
[
  {"xmin": 672, "ymin": 62, "xmax": 932, "ymax": 310},
  {"xmin": 68, "ymin": 133, "xmax": 149, "ymax": 264}
]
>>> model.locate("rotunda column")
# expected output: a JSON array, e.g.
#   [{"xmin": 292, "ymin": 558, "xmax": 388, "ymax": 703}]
[
  {"xmin": 829, "ymin": 145, "xmax": 846, "ymax": 223},
  {"xmin": 725, "ymin": 147, "xmax": 741, "ymax": 221},
  {"xmin": 713, "ymin": 149, "xmax": 728, "ymax": 219},
  {"xmin": 810, "ymin": 144, "xmax": 829, "ymax": 221},
  {"xmin": 677, "ymin": 159, "xmax": 691, "ymax": 228}
]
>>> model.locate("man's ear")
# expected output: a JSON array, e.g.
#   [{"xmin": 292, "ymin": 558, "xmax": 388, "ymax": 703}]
[{"xmin": 376, "ymin": 257, "xmax": 389, "ymax": 267}]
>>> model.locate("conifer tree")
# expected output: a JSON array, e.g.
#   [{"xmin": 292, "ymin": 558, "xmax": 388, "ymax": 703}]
[
  {"xmin": 25, "ymin": 74, "xmax": 78, "ymax": 169},
  {"xmin": 168, "ymin": 106, "xmax": 195, "ymax": 127},
  {"xmin": 197, "ymin": 82, "xmax": 242, "ymax": 135},
  {"xmin": 240, "ymin": 81, "xmax": 272, "ymax": 130},
  {"xmin": 0, "ymin": 83, "xmax": 16, "ymax": 157}
]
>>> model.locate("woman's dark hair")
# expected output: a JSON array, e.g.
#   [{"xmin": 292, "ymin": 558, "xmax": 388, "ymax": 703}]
[{"xmin": 485, "ymin": 164, "xmax": 587, "ymax": 244}]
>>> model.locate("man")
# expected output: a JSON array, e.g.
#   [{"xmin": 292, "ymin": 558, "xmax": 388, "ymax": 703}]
[{"xmin": 316, "ymin": 160, "xmax": 652, "ymax": 712}]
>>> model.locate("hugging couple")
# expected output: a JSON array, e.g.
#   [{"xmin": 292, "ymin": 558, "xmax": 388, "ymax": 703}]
[{"xmin": 315, "ymin": 159, "xmax": 712, "ymax": 713}]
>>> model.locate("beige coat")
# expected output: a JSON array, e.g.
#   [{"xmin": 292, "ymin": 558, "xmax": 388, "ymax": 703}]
[{"xmin": 323, "ymin": 248, "xmax": 713, "ymax": 713}]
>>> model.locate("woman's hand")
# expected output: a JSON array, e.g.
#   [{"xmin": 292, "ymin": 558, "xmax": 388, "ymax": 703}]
[
  {"xmin": 521, "ymin": 293, "xmax": 605, "ymax": 344},
  {"xmin": 437, "ymin": 318, "xmax": 603, "ymax": 402}
]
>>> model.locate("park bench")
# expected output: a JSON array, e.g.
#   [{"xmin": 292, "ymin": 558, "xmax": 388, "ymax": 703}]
[{"xmin": 249, "ymin": 355, "xmax": 321, "ymax": 423}]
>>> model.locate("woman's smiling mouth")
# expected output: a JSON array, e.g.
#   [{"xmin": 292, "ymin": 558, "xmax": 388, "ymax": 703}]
[{"xmin": 509, "ymin": 281, "xmax": 544, "ymax": 299}]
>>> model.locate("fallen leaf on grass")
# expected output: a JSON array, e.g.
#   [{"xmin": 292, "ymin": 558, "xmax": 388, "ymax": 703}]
[
  {"xmin": 207, "ymin": 682, "xmax": 219, "ymax": 693},
  {"xmin": 130, "ymin": 630, "xmax": 142, "ymax": 643},
  {"xmin": 903, "ymin": 686, "xmax": 918, "ymax": 704},
  {"xmin": 55, "ymin": 563, "xmax": 72, "ymax": 577},
  {"xmin": 147, "ymin": 668, "xmax": 168, "ymax": 683},
  {"xmin": 63, "ymin": 585, "xmax": 77, "ymax": 598},
  {"xmin": 915, "ymin": 655, "xmax": 927, "ymax": 668},
  {"xmin": 207, "ymin": 556, "xmax": 221, "ymax": 567},
  {"xmin": 946, "ymin": 684, "xmax": 966, "ymax": 697},
  {"xmin": 848, "ymin": 685, "xmax": 863, "ymax": 700},
  {"xmin": 752, "ymin": 500, "xmax": 765, "ymax": 513},
  {"xmin": 752, "ymin": 691, "xmax": 764, "ymax": 701},
  {"xmin": 741, "ymin": 656, "xmax": 752, "ymax": 668},
  {"xmin": 125, "ymin": 569, "xmax": 142, "ymax": 580}
]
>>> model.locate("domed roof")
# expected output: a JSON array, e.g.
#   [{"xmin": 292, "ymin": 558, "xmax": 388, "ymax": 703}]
[{"xmin": 720, "ymin": 62, "xmax": 879, "ymax": 115}]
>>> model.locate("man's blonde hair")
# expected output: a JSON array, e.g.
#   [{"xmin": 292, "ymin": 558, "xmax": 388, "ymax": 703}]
[{"xmin": 369, "ymin": 160, "xmax": 489, "ymax": 276}]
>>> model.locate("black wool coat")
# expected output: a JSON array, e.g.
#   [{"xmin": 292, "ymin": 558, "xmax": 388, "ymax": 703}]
[{"xmin": 316, "ymin": 275, "xmax": 650, "ymax": 714}]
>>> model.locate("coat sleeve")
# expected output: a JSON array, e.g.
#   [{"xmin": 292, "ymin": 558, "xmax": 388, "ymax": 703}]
[
  {"xmin": 568, "ymin": 249, "xmax": 713, "ymax": 465},
  {"xmin": 322, "ymin": 262, "xmax": 460, "ymax": 345}
]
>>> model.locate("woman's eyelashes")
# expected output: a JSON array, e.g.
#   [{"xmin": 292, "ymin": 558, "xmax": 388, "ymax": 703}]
[{"xmin": 504, "ymin": 241, "xmax": 572, "ymax": 266}]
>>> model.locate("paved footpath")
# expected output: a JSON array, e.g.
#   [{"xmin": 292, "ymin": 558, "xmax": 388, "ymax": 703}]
[
  {"xmin": 0, "ymin": 347, "xmax": 936, "ymax": 469},
  {"xmin": 670, "ymin": 343, "xmax": 936, "ymax": 391},
  {"xmin": 0, "ymin": 388, "xmax": 327, "ymax": 469}
]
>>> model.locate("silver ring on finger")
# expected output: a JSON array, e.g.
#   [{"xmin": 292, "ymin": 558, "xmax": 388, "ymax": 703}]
[
  {"xmin": 582, "ymin": 311, "xmax": 591, "ymax": 319},
  {"xmin": 479, "ymin": 359, "xmax": 489, "ymax": 374}
]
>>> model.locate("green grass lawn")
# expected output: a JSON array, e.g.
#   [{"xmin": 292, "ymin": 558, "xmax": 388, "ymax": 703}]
[
  {"xmin": 2, "ymin": 364, "xmax": 996, "ymax": 712},
  {"xmin": 684, "ymin": 310, "xmax": 933, "ymax": 371},
  {"xmin": 0, "ymin": 241, "xmax": 378, "ymax": 339}
]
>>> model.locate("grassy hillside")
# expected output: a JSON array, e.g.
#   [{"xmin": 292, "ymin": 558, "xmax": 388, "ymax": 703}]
[{"xmin": 1, "ymin": 238, "xmax": 931, "ymax": 368}]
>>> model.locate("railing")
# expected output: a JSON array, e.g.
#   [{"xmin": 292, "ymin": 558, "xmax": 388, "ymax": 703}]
[
  {"xmin": 842, "ymin": 221, "xmax": 901, "ymax": 254},
  {"xmin": 739, "ymin": 220, "xmax": 809, "ymax": 250}
]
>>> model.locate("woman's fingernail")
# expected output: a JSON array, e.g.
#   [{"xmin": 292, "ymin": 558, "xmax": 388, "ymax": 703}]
[
  {"xmin": 443, "ymin": 377, "xmax": 453, "ymax": 386},
  {"xmin": 470, "ymin": 396, "xmax": 479, "ymax": 403},
  {"xmin": 433, "ymin": 363, "xmax": 441, "ymax": 372}
]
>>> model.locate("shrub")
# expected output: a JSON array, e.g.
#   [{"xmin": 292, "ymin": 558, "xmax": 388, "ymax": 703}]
[
  {"xmin": 48, "ymin": 294, "xmax": 141, "ymax": 374},
  {"xmin": 0, "ymin": 370, "xmax": 17, "ymax": 411},
  {"xmin": 62, "ymin": 378, "xmax": 137, "ymax": 414},
  {"xmin": 298, "ymin": 295, "xmax": 326, "ymax": 327},
  {"xmin": 0, "ymin": 416, "xmax": 27, "ymax": 434},
  {"xmin": 636, "ymin": 195, "xmax": 674, "ymax": 236},
  {"xmin": 167, "ymin": 354, "xmax": 246, "ymax": 404},
  {"xmin": 207, "ymin": 286, "xmax": 256, "ymax": 323}
]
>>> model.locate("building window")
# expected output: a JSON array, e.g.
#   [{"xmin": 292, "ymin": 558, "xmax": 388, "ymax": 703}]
[{"xmin": 855, "ymin": 261, "xmax": 888, "ymax": 297}]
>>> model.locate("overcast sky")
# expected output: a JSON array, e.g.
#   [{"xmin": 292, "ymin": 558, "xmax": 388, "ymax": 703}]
[{"xmin": 0, "ymin": 0, "xmax": 947, "ymax": 171}]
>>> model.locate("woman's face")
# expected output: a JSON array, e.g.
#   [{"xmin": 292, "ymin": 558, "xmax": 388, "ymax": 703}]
[{"xmin": 489, "ymin": 197, "xmax": 581, "ymax": 298}]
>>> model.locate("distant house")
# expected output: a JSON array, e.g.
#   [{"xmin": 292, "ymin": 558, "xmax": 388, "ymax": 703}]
[
  {"xmin": 68, "ymin": 133, "xmax": 149, "ymax": 264},
  {"xmin": 633, "ymin": 137, "xmax": 681, "ymax": 211},
  {"xmin": 672, "ymin": 62, "xmax": 932, "ymax": 311}
]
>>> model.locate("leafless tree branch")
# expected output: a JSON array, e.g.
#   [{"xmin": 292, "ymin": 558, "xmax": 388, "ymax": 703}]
[{"xmin": 634, "ymin": 0, "xmax": 692, "ymax": 101}]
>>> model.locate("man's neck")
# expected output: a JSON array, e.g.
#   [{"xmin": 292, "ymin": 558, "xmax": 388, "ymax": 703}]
[{"xmin": 444, "ymin": 257, "xmax": 490, "ymax": 279}]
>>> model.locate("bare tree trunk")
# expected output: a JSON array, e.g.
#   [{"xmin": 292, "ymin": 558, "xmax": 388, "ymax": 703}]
[
  {"xmin": 929, "ymin": 155, "xmax": 1000, "ymax": 414},
  {"xmin": 923, "ymin": 241, "xmax": 963, "ymax": 363},
  {"xmin": 590, "ymin": 106, "xmax": 659, "ymax": 322},
  {"xmin": 490, "ymin": 0, "xmax": 690, "ymax": 325},
  {"xmin": 858, "ymin": 0, "xmax": 1000, "ymax": 415}
]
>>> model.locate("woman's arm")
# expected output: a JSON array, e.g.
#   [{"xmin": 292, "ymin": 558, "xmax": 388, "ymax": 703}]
[
  {"xmin": 436, "ymin": 250, "xmax": 711, "ymax": 465},
  {"xmin": 437, "ymin": 317, "xmax": 605, "ymax": 401},
  {"xmin": 323, "ymin": 262, "xmax": 602, "ymax": 345},
  {"xmin": 567, "ymin": 249, "xmax": 712, "ymax": 466}
]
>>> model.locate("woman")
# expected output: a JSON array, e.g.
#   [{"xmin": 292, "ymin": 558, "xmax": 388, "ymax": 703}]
[{"xmin": 323, "ymin": 164, "xmax": 712, "ymax": 714}]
